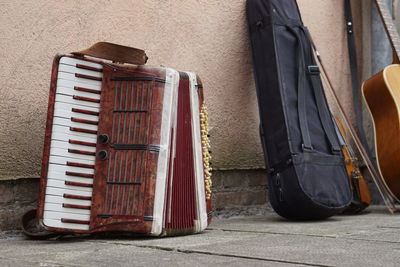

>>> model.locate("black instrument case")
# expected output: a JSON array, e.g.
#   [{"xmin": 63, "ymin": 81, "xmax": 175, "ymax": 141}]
[{"xmin": 247, "ymin": 0, "xmax": 352, "ymax": 220}]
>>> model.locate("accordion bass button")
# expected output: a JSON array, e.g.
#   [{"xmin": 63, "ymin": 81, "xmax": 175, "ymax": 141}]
[
  {"xmin": 98, "ymin": 134, "xmax": 109, "ymax": 144},
  {"xmin": 98, "ymin": 150, "xmax": 108, "ymax": 160}
]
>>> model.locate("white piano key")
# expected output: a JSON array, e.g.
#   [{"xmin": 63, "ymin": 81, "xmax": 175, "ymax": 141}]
[
  {"xmin": 52, "ymin": 125, "xmax": 97, "ymax": 141},
  {"xmin": 57, "ymin": 72, "xmax": 102, "ymax": 87},
  {"xmin": 60, "ymin": 56, "xmax": 102, "ymax": 69},
  {"xmin": 49, "ymin": 146, "xmax": 96, "ymax": 162},
  {"xmin": 54, "ymin": 101, "xmax": 100, "ymax": 113},
  {"xmin": 43, "ymin": 210, "xmax": 90, "ymax": 221},
  {"xmin": 55, "ymin": 94, "xmax": 100, "ymax": 109},
  {"xmin": 50, "ymin": 147, "xmax": 95, "ymax": 163},
  {"xmin": 57, "ymin": 86, "xmax": 101, "ymax": 100},
  {"xmin": 45, "ymin": 195, "xmax": 91, "ymax": 207},
  {"xmin": 57, "ymin": 78, "xmax": 101, "ymax": 92},
  {"xmin": 52, "ymin": 130, "xmax": 97, "ymax": 144},
  {"xmin": 49, "ymin": 154, "xmax": 94, "ymax": 166},
  {"xmin": 46, "ymin": 179, "xmax": 93, "ymax": 193},
  {"xmin": 44, "ymin": 202, "xmax": 90, "ymax": 215},
  {"xmin": 44, "ymin": 186, "xmax": 92, "ymax": 198},
  {"xmin": 48, "ymin": 163, "xmax": 94, "ymax": 175},
  {"xmin": 54, "ymin": 106, "xmax": 99, "ymax": 122},
  {"xmin": 53, "ymin": 117, "xmax": 98, "ymax": 131},
  {"xmin": 54, "ymin": 102, "xmax": 99, "ymax": 120},
  {"xmin": 51, "ymin": 140, "xmax": 96, "ymax": 153},
  {"xmin": 58, "ymin": 64, "xmax": 103, "ymax": 78},
  {"xmin": 47, "ymin": 171, "xmax": 94, "ymax": 184},
  {"xmin": 43, "ymin": 218, "xmax": 89, "ymax": 230},
  {"xmin": 44, "ymin": 202, "xmax": 90, "ymax": 220}
]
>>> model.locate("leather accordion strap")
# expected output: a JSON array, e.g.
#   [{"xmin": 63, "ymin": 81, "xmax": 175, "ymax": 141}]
[
  {"xmin": 344, "ymin": 0, "xmax": 373, "ymax": 159},
  {"xmin": 72, "ymin": 42, "xmax": 148, "ymax": 65},
  {"xmin": 21, "ymin": 209, "xmax": 63, "ymax": 239}
]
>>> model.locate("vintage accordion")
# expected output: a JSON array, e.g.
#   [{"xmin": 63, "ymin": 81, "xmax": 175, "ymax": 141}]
[{"xmin": 35, "ymin": 45, "xmax": 212, "ymax": 236}]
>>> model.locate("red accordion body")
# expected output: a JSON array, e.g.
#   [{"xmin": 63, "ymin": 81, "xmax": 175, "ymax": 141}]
[{"xmin": 37, "ymin": 55, "xmax": 212, "ymax": 236}]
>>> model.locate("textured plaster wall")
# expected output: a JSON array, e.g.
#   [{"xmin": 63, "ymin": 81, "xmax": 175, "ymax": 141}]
[{"xmin": 0, "ymin": 0, "xmax": 360, "ymax": 180}]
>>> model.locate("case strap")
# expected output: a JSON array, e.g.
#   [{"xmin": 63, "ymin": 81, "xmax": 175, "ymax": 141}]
[
  {"xmin": 344, "ymin": 0, "xmax": 373, "ymax": 159},
  {"xmin": 252, "ymin": 16, "xmax": 341, "ymax": 154},
  {"xmin": 71, "ymin": 42, "xmax": 148, "ymax": 65},
  {"xmin": 249, "ymin": 15, "xmax": 302, "ymax": 32},
  {"xmin": 302, "ymin": 29, "xmax": 341, "ymax": 154},
  {"xmin": 307, "ymin": 68, "xmax": 341, "ymax": 153},
  {"xmin": 286, "ymin": 27, "xmax": 313, "ymax": 151},
  {"xmin": 287, "ymin": 24, "xmax": 341, "ymax": 153}
]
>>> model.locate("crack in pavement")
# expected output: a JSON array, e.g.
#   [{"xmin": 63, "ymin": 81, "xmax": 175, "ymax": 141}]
[
  {"xmin": 88, "ymin": 240, "xmax": 332, "ymax": 266},
  {"xmin": 208, "ymin": 228, "xmax": 341, "ymax": 238},
  {"xmin": 342, "ymin": 237, "xmax": 400, "ymax": 244},
  {"xmin": 208, "ymin": 228, "xmax": 400, "ymax": 244},
  {"xmin": 377, "ymin": 226, "xmax": 400, "ymax": 229},
  {"xmin": 86, "ymin": 240, "xmax": 333, "ymax": 267},
  {"xmin": 134, "ymin": 244, "xmax": 334, "ymax": 267}
]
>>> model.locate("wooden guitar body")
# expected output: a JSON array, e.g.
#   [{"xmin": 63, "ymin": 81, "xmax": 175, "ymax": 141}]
[{"xmin": 362, "ymin": 64, "xmax": 400, "ymax": 201}]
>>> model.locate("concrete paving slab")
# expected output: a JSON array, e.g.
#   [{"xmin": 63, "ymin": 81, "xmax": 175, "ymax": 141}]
[
  {"xmin": 190, "ymin": 230, "xmax": 400, "ymax": 267},
  {"xmin": 0, "ymin": 207, "xmax": 399, "ymax": 267},
  {"xmin": 86, "ymin": 228, "xmax": 400, "ymax": 267},
  {"xmin": 0, "ymin": 235, "xmax": 303, "ymax": 267},
  {"xmin": 210, "ymin": 207, "xmax": 400, "ymax": 238},
  {"xmin": 84, "ymin": 229, "xmax": 263, "ymax": 251}
]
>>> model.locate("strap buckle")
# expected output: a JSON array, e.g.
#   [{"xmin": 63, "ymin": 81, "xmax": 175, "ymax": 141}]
[
  {"xmin": 302, "ymin": 143, "xmax": 314, "ymax": 152},
  {"xmin": 307, "ymin": 65, "xmax": 320, "ymax": 75},
  {"xmin": 256, "ymin": 19, "xmax": 265, "ymax": 29},
  {"xmin": 332, "ymin": 146, "xmax": 342, "ymax": 155},
  {"xmin": 346, "ymin": 21, "xmax": 353, "ymax": 34}
]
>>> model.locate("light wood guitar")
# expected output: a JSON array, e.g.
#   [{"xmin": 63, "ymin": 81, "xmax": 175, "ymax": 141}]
[{"xmin": 362, "ymin": 0, "xmax": 400, "ymax": 201}]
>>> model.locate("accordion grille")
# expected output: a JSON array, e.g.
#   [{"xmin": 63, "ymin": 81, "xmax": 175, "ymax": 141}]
[{"xmin": 102, "ymin": 79, "xmax": 153, "ymax": 217}]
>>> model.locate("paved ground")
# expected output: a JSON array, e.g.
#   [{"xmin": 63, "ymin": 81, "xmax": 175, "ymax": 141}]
[{"xmin": 0, "ymin": 206, "xmax": 399, "ymax": 267}]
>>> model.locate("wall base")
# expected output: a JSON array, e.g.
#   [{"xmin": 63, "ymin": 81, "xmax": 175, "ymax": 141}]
[
  {"xmin": 0, "ymin": 178, "xmax": 39, "ymax": 231},
  {"xmin": 0, "ymin": 169, "xmax": 270, "ymax": 230},
  {"xmin": 212, "ymin": 169, "xmax": 270, "ymax": 218}
]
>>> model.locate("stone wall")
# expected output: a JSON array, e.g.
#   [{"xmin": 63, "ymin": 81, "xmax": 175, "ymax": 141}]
[{"xmin": 0, "ymin": 179, "xmax": 39, "ymax": 230}]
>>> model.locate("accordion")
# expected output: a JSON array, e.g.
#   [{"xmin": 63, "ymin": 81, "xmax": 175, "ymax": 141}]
[{"xmin": 35, "ymin": 46, "xmax": 212, "ymax": 236}]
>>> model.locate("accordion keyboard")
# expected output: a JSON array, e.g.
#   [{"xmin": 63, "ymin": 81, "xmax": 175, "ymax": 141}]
[{"xmin": 43, "ymin": 56, "xmax": 103, "ymax": 230}]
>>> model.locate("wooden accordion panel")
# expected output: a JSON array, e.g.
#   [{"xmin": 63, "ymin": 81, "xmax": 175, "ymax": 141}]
[{"xmin": 37, "ymin": 55, "xmax": 212, "ymax": 236}]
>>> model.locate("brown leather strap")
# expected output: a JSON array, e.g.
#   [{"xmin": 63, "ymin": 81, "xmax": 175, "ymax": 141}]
[
  {"xmin": 72, "ymin": 42, "xmax": 148, "ymax": 65},
  {"xmin": 21, "ymin": 209, "xmax": 61, "ymax": 239}
]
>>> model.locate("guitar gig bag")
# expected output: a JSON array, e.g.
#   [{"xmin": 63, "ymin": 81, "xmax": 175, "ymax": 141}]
[{"xmin": 247, "ymin": 0, "xmax": 352, "ymax": 220}]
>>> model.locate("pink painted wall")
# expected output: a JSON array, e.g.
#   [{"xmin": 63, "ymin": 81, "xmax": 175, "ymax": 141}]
[{"xmin": 0, "ymin": 0, "xmax": 360, "ymax": 179}]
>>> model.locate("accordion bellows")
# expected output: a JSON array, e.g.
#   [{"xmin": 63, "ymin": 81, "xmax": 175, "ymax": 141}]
[{"xmin": 37, "ymin": 55, "xmax": 212, "ymax": 236}]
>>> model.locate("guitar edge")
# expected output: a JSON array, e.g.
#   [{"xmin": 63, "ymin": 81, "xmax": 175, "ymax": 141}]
[{"xmin": 362, "ymin": 64, "xmax": 400, "ymax": 202}]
